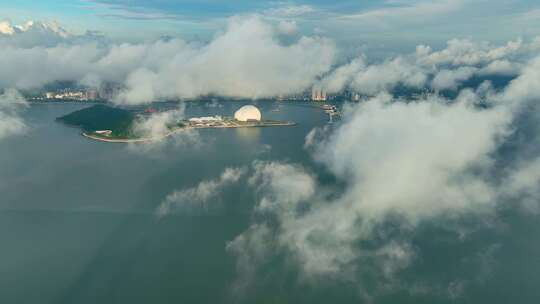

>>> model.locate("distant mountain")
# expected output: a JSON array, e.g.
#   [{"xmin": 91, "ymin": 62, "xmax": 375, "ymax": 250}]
[
  {"xmin": 0, "ymin": 21, "xmax": 15, "ymax": 35},
  {"xmin": 0, "ymin": 20, "xmax": 69, "ymax": 37},
  {"xmin": 0, "ymin": 19, "xmax": 109, "ymax": 49}
]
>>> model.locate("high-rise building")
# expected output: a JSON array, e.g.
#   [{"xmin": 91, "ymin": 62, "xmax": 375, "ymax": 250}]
[{"xmin": 311, "ymin": 86, "xmax": 327, "ymax": 101}]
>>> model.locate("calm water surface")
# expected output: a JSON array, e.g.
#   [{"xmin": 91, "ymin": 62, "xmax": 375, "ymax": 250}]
[{"xmin": 1, "ymin": 101, "xmax": 539, "ymax": 303}]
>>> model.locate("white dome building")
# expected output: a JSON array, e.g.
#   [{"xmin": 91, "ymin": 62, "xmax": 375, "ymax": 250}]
[{"xmin": 234, "ymin": 105, "xmax": 262, "ymax": 122}]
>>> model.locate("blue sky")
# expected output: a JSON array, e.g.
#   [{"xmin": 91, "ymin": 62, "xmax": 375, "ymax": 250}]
[{"xmin": 2, "ymin": 0, "xmax": 540, "ymax": 48}]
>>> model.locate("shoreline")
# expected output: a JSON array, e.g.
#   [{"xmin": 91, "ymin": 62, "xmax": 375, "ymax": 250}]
[{"xmin": 82, "ymin": 121, "xmax": 296, "ymax": 143}]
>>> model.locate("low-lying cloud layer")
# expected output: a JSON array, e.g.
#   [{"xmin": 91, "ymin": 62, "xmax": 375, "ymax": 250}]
[
  {"xmin": 131, "ymin": 104, "xmax": 186, "ymax": 138},
  {"xmin": 223, "ymin": 52, "xmax": 540, "ymax": 297},
  {"xmin": 0, "ymin": 89, "xmax": 28, "ymax": 141},
  {"xmin": 157, "ymin": 167, "xmax": 246, "ymax": 217},
  {"xmin": 320, "ymin": 38, "xmax": 539, "ymax": 95},
  {"xmin": 1, "ymin": 17, "xmax": 539, "ymax": 105},
  {"xmin": 0, "ymin": 17, "xmax": 335, "ymax": 104}
]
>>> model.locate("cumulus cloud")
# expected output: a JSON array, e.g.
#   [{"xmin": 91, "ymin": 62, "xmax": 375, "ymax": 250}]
[
  {"xmin": 0, "ymin": 16, "xmax": 335, "ymax": 104},
  {"xmin": 503, "ymin": 158, "xmax": 540, "ymax": 213},
  {"xmin": 416, "ymin": 38, "xmax": 526, "ymax": 67},
  {"xmin": 431, "ymin": 66, "xmax": 478, "ymax": 91},
  {"xmin": 306, "ymin": 92, "xmax": 505, "ymax": 272},
  {"xmin": 248, "ymin": 161, "xmax": 316, "ymax": 213},
  {"xmin": 118, "ymin": 16, "xmax": 334, "ymax": 104},
  {"xmin": 277, "ymin": 20, "xmax": 298, "ymax": 35},
  {"xmin": 320, "ymin": 57, "xmax": 366, "ymax": 93},
  {"xmin": 125, "ymin": 104, "xmax": 203, "ymax": 154},
  {"xmin": 0, "ymin": 88, "xmax": 29, "ymax": 140},
  {"xmin": 498, "ymin": 55, "xmax": 540, "ymax": 105},
  {"xmin": 132, "ymin": 104, "xmax": 186, "ymax": 139},
  {"xmin": 230, "ymin": 160, "xmax": 416, "ymax": 286},
  {"xmin": 1, "ymin": 17, "xmax": 538, "ymax": 104},
  {"xmin": 320, "ymin": 55, "xmax": 430, "ymax": 95},
  {"xmin": 0, "ymin": 43, "xmax": 103, "ymax": 90},
  {"xmin": 156, "ymin": 167, "xmax": 246, "ymax": 217},
  {"xmin": 352, "ymin": 57, "xmax": 428, "ymax": 94},
  {"xmin": 315, "ymin": 93, "xmax": 509, "ymax": 223},
  {"xmin": 478, "ymin": 60, "xmax": 522, "ymax": 76},
  {"xmin": 318, "ymin": 37, "xmax": 539, "ymax": 96},
  {"xmin": 229, "ymin": 52, "xmax": 540, "ymax": 293}
]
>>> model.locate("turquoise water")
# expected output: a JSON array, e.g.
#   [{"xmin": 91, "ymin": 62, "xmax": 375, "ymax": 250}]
[{"xmin": 1, "ymin": 102, "xmax": 539, "ymax": 303}]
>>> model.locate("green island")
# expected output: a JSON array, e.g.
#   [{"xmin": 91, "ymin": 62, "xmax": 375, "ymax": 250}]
[
  {"xmin": 57, "ymin": 104, "xmax": 295, "ymax": 143},
  {"xmin": 56, "ymin": 105, "xmax": 139, "ymax": 140}
]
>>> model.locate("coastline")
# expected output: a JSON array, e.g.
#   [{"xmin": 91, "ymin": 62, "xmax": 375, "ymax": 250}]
[
  {"xmin": 82, "ymin": 121, "xmax": 296, "ymax": 143},
  {"xmin": 82, "ymin": 132, "xmax": 160, "ymax": 143}
]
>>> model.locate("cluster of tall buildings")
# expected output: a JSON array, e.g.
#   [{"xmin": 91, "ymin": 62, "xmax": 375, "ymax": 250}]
[
  {"xmin": 44, "ymin": 84, "xmax": 122, "ymax": 102},
  {"xmin": 311, "ymin": 86, "xmax": 327, "ymax": 102},
  {"xmin": 45, "ymin": 89, "xmax": 98, "ymax": 101}
]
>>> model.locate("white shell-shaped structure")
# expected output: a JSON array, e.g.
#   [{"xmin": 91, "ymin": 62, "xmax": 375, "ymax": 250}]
[{"xmin": 234, "ymin": 105, "xmax": 262, "ymax": 122}]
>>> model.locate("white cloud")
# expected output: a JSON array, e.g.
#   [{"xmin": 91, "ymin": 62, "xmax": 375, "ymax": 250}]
[
  {"xmin": 498, "ymin": 55, "xmax": 540, "ymax": 105},
  {"xmin": 277, "ymin": 20, "xmax": 298, "ymax": 35},
  {"xmin": 230, "ymin": 80, "xmax": 532, "ymax": 288},
  {"xmin": 0, "ymin": 43, "xmax": 103, "ymax": 89},
  {"xmin": 131, "ymin": 104, "xmax": 186, "ymax": 139},
  {"xmin": 341, "ymin": 0, "xmax": 465, "ymax": 22},
  {"xmin": 0, "ymin": 89, "xmax": 28, "ymax": 140},
  {"xmin": 228, "ymin": 56, "xmax": 540, "ymax": 286},
  {"xmin": 318, "ymin": 37, "xmax": 538, "ymax": 95},
  {"xmin": 126, "ymin": 104, "xmax": 203, "ymax": 154},
  {"xmin": 1, "ymin": 17, "xmax": 538, "ymax": 104},
  {"xmin": 264, "ymin": 5, "xmax": 316, "ymax": 18},
  {"xmin": 117, "ymin": 16, "xmax": 334, "ymax": 103},
  {"xmin": 156, "ymin": 167, "xmax": 246, "ymax": 217},
  {"xmin": 249, "ymin": 161, "xmax": 316, "ymax": 213},
  {"xmin": 226, "ymin": 223, "xmax": 274, "ymax": 293},
  {"xmin": 431, "ymin": 66, "xmax": 478, "ymax": 91},
  {"xmin": 0, "ymin": 16, "xmax": 335, "ymax": 104},
  {"xmin": 503, "ymin": 157, "xmax": 540, "ymax": 213},
  {"xmin": 416, "ymin": 38, "xmax": 525, "ymax": 67},
  {"xmin": 350, "ymin": 57, "xmax": 428, "ymax": 95},
  {"xmin": 478, "ymin": 60, "xmax": 522, "ymax": 76},
  {"xmin": 320, "ymin": 57, "xmax": 366, "ymax": 93},
  {"xmin": 316, "ymin": 93, "xmax": 509, "ymax": 222},
  {"xmin": 0, "ymin": 21, "xmax": 15, "ymax": 35},
  {"xmin": 303, "ymin": 126, "xmax": 329, "ymax": 150}
]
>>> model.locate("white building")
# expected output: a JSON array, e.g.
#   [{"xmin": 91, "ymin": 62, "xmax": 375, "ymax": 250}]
[
  {"xmin": 188, "ymin": 116, "xmax": 223, "ymax": 123},
  {"xmin": 95, "ymin": 130, "xmax": 112, "ymax": 136},
  {"xmin": 234, "ymin": 105, "xmax": 262, "ymax": 122}
]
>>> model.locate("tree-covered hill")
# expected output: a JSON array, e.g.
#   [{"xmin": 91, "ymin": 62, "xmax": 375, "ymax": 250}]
[{"xmin": 56, "ymin": 105, "xmax": 135, "ymax": 137}]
